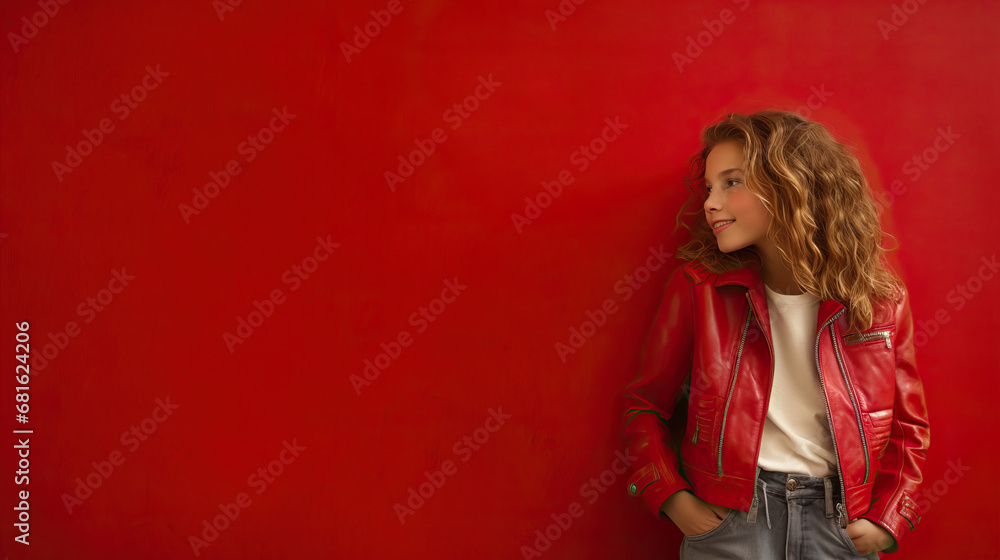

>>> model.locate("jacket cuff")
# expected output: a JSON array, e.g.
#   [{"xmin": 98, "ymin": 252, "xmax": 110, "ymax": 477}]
[
  {"xmin": 861, "ymin": 493, "xmax": 921, "ymax": 552},
  {"xmin": 625, "ymin": 462, "xmax": 691, "ymax": 519}
]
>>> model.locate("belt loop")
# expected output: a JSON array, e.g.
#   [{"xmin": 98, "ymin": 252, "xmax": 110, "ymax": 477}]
[
  {"xmin": 761, "ymin": 480, "xmax": 771, "ymax": 530},
  {"xmin": 823, "ymin": 477, "xmax": 834, "ymax": 519}
]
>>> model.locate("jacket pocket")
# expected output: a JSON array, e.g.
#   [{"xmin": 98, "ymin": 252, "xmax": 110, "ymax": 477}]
[
  {"xmin": 688, "ymin": 394, "xmax": 721, "ymax": 449},
  {"xmin": 863, "ymin": 409, "xmax": 893, "ymax": 459},
  {"xmin": 627, "ymin": 462, "xmax": 660, "ymax": 497},
  {"xmin": 842, "ymin": 326, "xmax": 894, "ymax": 348}
]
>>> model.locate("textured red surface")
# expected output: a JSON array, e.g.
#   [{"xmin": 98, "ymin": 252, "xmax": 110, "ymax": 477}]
[{"xmin": 1, "ymin": 1, "xmax": 997, "ymax": 558}]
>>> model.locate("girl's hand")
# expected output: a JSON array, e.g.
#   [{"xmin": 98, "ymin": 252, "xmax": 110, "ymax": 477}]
[
  {"xmin": 659, "ymin": 490, "xmax": 732, "ymax": 537},
  {"xmin": 845, "ymin": 518, "xmax": 896, "ymax": 554}
]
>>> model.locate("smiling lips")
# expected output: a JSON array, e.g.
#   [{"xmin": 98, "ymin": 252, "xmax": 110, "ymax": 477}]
[{"xmin": 712, "ymin": 219, "xmax": 734, "ymax": 233}]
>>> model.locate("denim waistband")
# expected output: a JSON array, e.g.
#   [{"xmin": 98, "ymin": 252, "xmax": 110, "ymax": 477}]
[
  {"xmin": 756, "ymin": 468, "xmax": 843, "ymax": 501},
  {"xmin": 748, "ymin": 467, "xmax": 845, "ymax": 529}
]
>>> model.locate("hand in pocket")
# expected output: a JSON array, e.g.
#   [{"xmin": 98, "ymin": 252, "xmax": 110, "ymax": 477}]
[{"xmin": 660, "ymin": 490, "xmax": 733, "ymax": 537}]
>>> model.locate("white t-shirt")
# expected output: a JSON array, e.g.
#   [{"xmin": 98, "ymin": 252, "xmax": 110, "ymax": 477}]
[{"xmin": 755, "ymin": 283, "xmax": 837, "ymax": 476}]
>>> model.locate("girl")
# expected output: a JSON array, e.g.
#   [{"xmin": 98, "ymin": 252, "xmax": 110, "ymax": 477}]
[{"xmin": 621, "ymin": 110, "xmax": 930, "ymax": 558}]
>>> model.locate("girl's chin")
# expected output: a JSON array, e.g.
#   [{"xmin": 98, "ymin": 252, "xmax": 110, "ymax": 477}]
[{"xmin": 716, "ymin": 243, "xmax": 750, "ymax": 255}]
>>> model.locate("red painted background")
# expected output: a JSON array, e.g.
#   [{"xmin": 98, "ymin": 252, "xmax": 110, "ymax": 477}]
[{"xmin": 2, "ymin": 1, "xmax": 998, "ymax": 558}]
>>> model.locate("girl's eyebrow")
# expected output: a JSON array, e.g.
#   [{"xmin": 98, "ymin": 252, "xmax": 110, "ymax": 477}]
[{"xmin": 704, "ymin": 168, "xmax": 744, "ymax": 182}]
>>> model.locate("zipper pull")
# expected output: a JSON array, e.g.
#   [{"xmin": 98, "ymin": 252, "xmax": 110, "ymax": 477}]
[
  {"xmin": 747, "ymin": 493, "xmax": 759, "ymax": 523},
  {"xmin": 884, "ymin": 333, "xmax": 892, "ymax": 349},
  {"xmin": 691, "ymin": 423, "xmax": 699, "ymax": 444},
  {"xmin": 836, "ymin": 502, "xmax": 848, "ymax": 528}
]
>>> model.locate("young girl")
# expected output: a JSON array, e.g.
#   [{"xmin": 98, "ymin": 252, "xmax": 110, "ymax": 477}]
[{"xmin": 622, "ymin": 110, "xmax": 930, "ymax": 558}]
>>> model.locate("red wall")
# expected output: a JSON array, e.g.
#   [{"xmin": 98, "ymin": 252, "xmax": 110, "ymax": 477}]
[{"xmin": 2, "ymin": 1, "xmax": 997, "ymax": 558}]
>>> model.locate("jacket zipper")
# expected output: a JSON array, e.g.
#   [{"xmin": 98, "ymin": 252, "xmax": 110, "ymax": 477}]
[
  {"xmin": 717, "ymin": 297, "xmax": 753, "ymax": 476},
  {"xmin": 842, "ymin": 329, "xmax": 892, "ymax": 348},
  {"xmin": 741, "ymin": 290, "xmax": 775, "ymax": 511},
  {"xmin": 815, "ymin": 308, "xmax": 849, "ymax": 526},
  {"xmin": 830, "ymin": 327, "xmax": 870, "ymax": 484}
]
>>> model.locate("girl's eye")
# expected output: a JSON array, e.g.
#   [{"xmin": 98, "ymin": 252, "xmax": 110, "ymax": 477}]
[{"xmin": 706, "ymin": 178, "xmax": 743, "ymax": 194}]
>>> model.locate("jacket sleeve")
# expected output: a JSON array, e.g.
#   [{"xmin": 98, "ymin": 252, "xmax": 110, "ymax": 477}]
[
  {"xmin": 861, "ymin": 285, "xmax": 930, "ymax": 552},
  {"xmin": 621, "ymin": 264, "xmax": 696, "ymax": 519}
]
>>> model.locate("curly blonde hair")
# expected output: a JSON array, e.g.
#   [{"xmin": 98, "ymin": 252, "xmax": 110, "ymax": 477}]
[{"xmin": 674, "ymin": 109, "xmax": 904, "ymax": 333}]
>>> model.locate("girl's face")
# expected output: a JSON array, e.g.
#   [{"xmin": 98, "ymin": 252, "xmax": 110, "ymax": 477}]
[{"xmin": 703, "ymin": 141, "xmax": 773, "ymax": 254}]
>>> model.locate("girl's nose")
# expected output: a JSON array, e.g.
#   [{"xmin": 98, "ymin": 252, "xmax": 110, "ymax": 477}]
[{"xmin": 704, "ymin": 190, "xmax": 721, "ymax": 213}]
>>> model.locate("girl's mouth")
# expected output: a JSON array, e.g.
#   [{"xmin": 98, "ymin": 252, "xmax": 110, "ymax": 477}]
[{"xmin": 713, "ymin": 220, "xmax": 734, "ymax": 234}]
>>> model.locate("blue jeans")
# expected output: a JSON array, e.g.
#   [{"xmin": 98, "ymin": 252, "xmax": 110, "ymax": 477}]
[{"xmin": 680, "ymin": 468, "xmax": 880, "ymax": 559}]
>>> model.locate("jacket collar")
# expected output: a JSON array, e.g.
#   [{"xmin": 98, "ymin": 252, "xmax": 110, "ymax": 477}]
[
  {"xmin": 712, "ymin": 253, "xmax": 764, "ymax": 291},
  {"xmin": 712, "ymin": 253, "xmax": 846, "ymax": 329}
]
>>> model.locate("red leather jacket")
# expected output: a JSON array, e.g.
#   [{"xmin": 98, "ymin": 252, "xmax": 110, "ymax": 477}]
[{"xmin": 622, "ymin": 257, "xmax": 930, "ymax": 549}]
